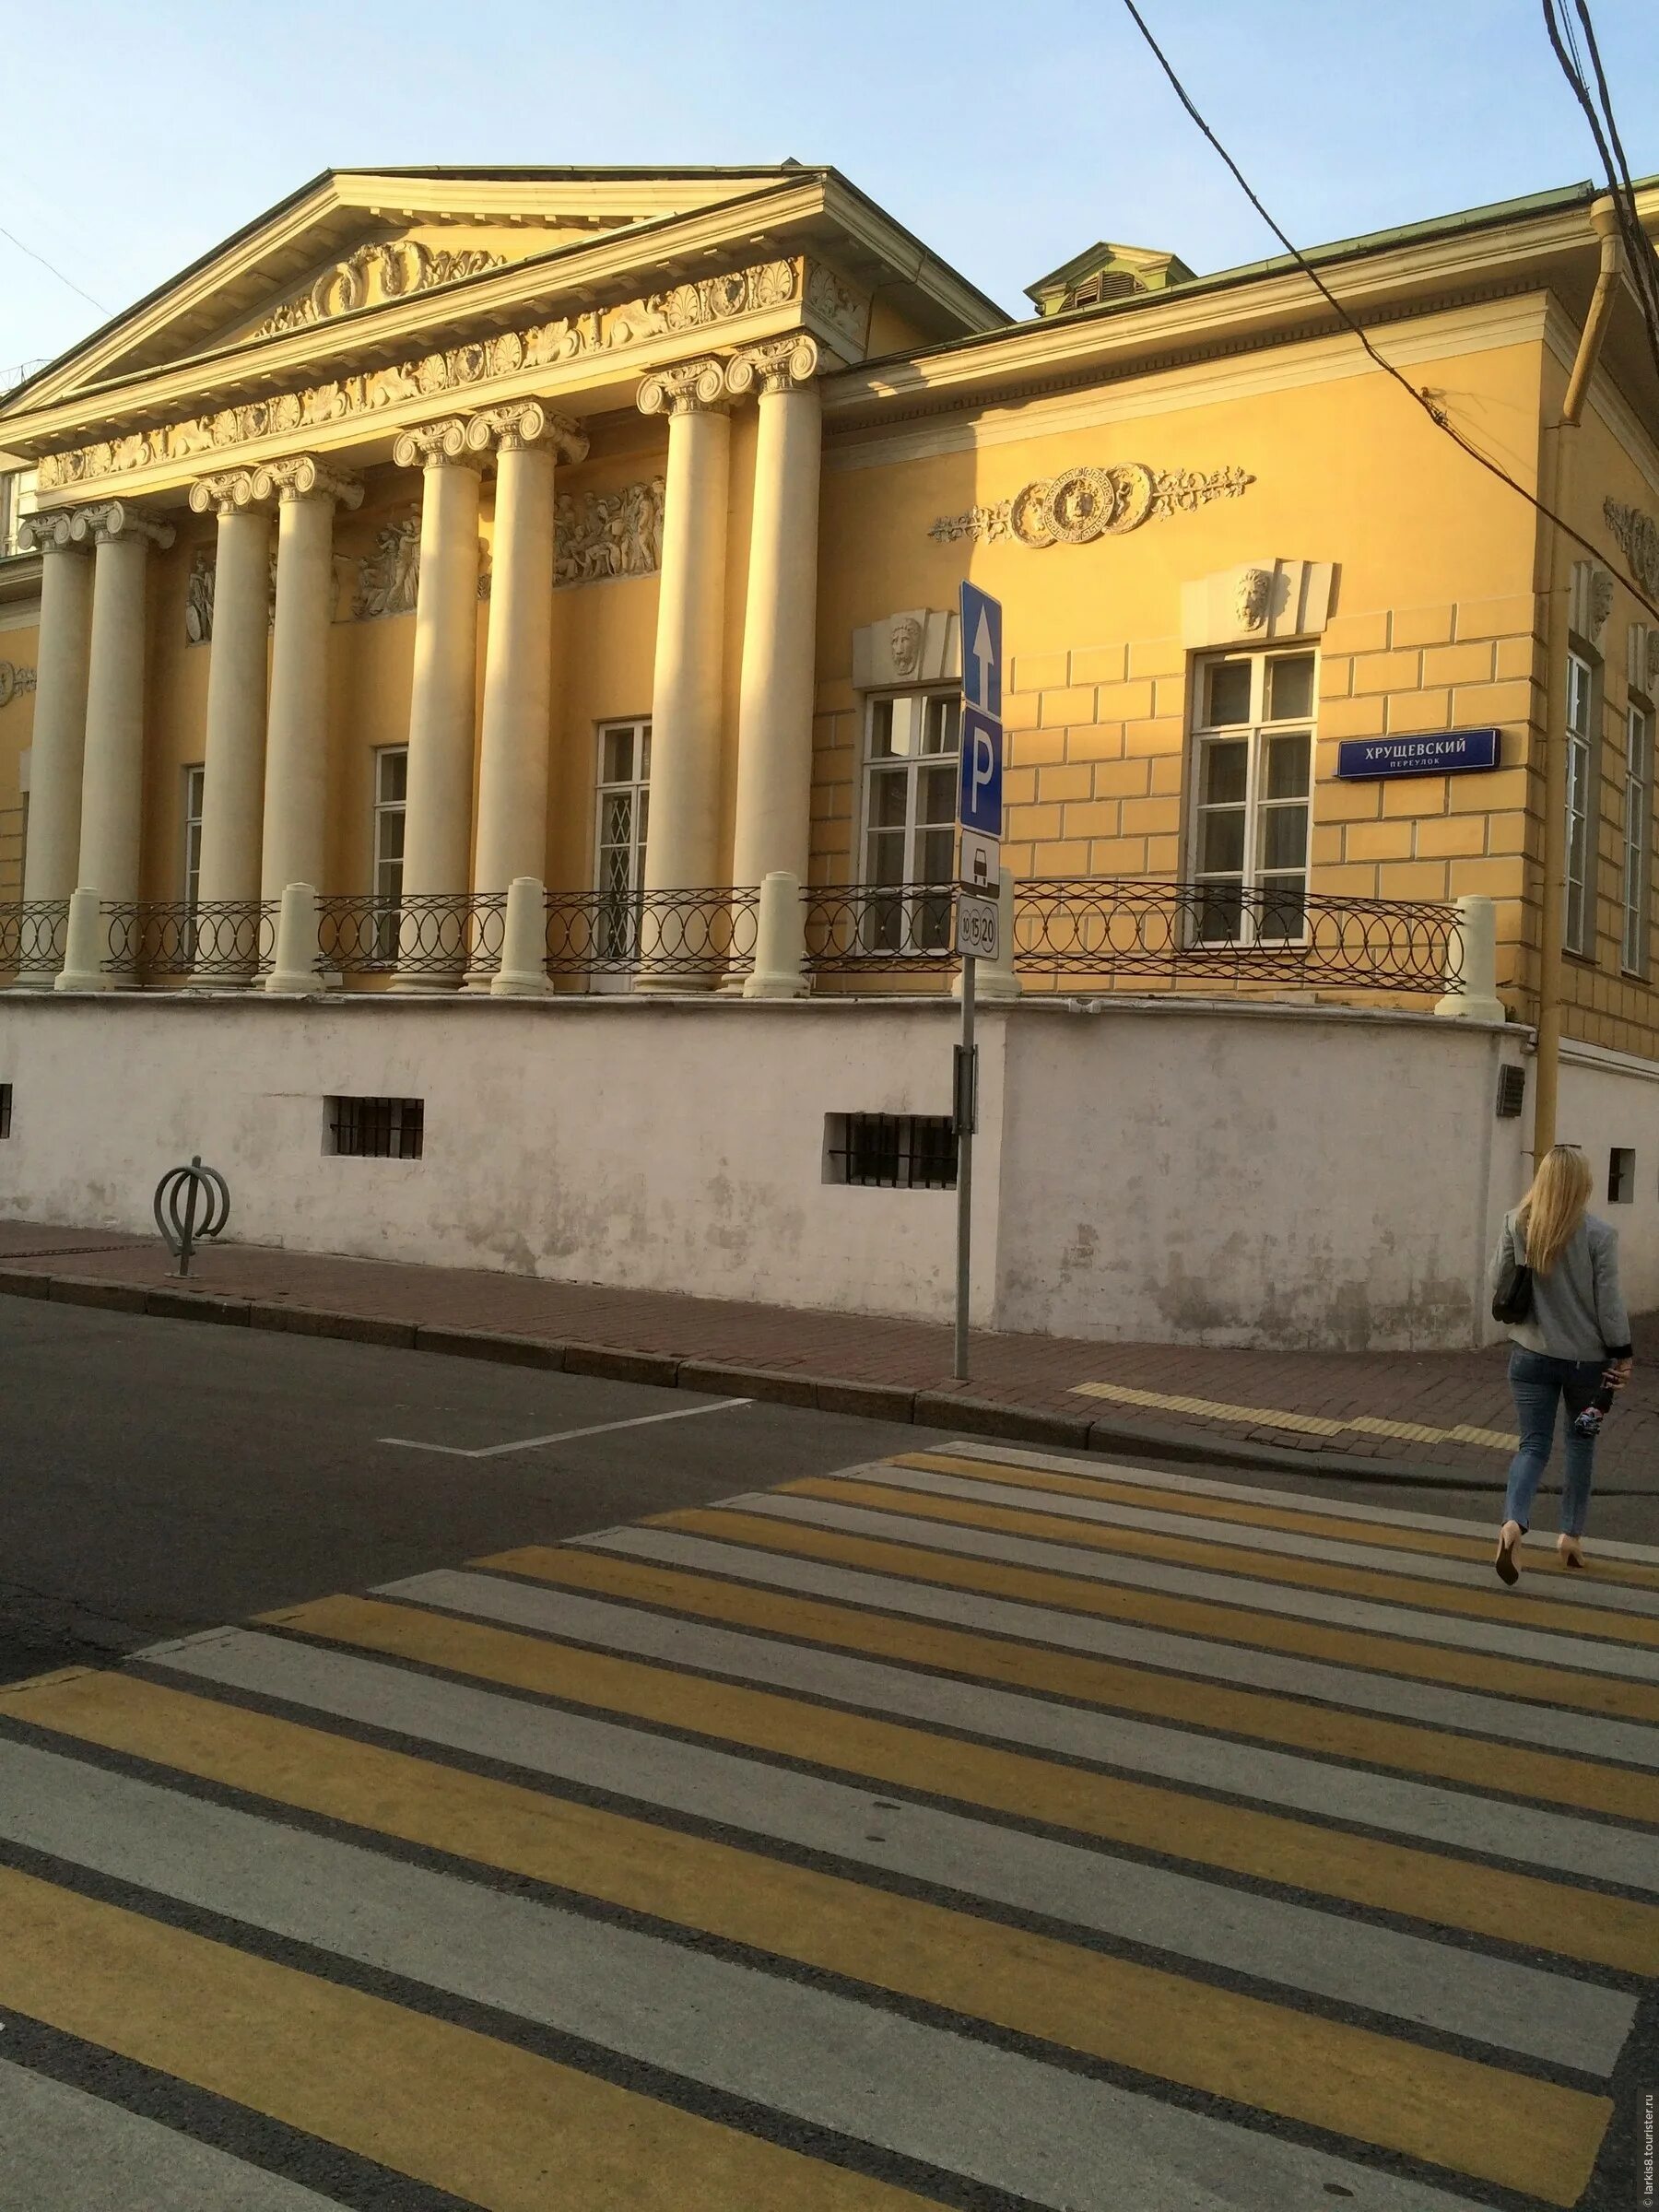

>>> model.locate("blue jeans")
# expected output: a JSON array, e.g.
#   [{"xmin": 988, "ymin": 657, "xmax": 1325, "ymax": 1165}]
[{"xmin": 1503, "ymin": 1348, "xmax": 1603, "ymax": 1537}]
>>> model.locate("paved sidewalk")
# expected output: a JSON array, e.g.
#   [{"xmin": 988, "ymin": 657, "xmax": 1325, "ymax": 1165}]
[{"xmin": 4, "ymin": 1218, "xmax": 1658, "ymax": 1491}]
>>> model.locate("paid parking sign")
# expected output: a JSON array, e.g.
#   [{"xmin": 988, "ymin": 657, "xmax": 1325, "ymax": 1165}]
[{"xmin": 958, "ymin": 583, "xmax": 1004, "ymax": 842}]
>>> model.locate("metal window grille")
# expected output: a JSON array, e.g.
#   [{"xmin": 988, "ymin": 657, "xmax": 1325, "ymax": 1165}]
[
  {"xmin": 827, "ymin": 1112, "xmax": 957, "ymax": 1191},
  {"xmin": 326, "ymin": 1096, "xmax": 423, "ymax": 1160},
  {"xmin": 1495, "ymin": 1065, "xmax": 1526, "ymax": 1119},
  {"xmin": 0, "ymin": 1084, "xmax": 10, "ymax": 1139},
  {"xmin": 1608, "ymin": 1147, "xmax": 1635, "ymax": 1204}
]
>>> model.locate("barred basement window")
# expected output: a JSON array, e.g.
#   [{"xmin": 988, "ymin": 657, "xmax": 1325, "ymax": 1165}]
[
  {"xmin": 326, "ymin": 1096, "xmax": 423, "ymax": 1159},
  {"xmin": 1495, "ymin": 1065, "xmax": 1526, "ymax": 1119},
  {"xmin": 1608, "ymin": 1147, "xmax": 1635, "ymax": 1204},
  {"xmin": 0, "ymin": 1084, "xmax": 10, "ymax": 1138},
  {"xmin": 825, "ymin": 1112, "xmax": 957, "ymax": 1190}
]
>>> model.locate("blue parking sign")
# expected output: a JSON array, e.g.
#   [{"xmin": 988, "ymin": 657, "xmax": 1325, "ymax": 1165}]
[
  {"xmin": 959, "ymin": 706, "xmax": 1003, "ymax": 837},
  {"xmin": 959, "ymin": 582, "xmax": 1002, "ymax": 718}
]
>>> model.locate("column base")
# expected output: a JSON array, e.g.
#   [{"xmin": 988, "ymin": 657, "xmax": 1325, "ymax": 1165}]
[
  {"xmin": 1436, "ymin": 992, "xmax": 1506, "ymax": 1021},
  {"xmin": 53, "ymin": 969, "xmax": 112, "ymax": 994},
  {"xmin": 265, "ymin": 967, "xmax": 324, "ymax": 997},
  {"xmin": 388, "ymin": 973, "xmax": 465, "ymax": 994},
  {"xmin": 742, "ymin": 968, "xmax": 808, "ymax": 1000},
  {"xmin": 489, "ymin": 970, "xmax": 550, "ymax": 999}
]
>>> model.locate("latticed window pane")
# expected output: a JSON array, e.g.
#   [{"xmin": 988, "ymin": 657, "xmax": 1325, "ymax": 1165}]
[
  {"xmin": 1203, "ymin": 659, "xmax": 1252, "ymax": 727},
  {"xmin": 594, "ymin": 721, "xmax": 651, "ymax": 967},
  {"xmin": 1266, "ymin": 655, "xmax": 1314, "ymax": 723},
  {"xmin": 1564, "ymin": 653, "xmax": 1594, "ymax": 954},
  {"xmin": 859, "ymin": 691, "xmax": 963, "ymax": 950}
]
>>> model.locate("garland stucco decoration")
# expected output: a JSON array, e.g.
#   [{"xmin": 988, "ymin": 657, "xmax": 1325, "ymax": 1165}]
[
  {"xmin": 929, "ymin": 462, "xmax": 1254, "ymax": 547},
  {"xmin": 1606, "ymin": 497, "xmax": 1659, "ymax": 601},
  {"xmin": 36, "ymin": 259, "xmax": 803, "ymax": 493},
  {"xmin": 253, "ymin": 241, "xmax": 509, "ymax": 339},
  {"xmin": 0, "ymin": 661, "xmax": 36, "ymax": 707}
]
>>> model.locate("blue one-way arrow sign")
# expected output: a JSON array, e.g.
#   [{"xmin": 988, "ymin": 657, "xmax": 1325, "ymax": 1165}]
[{"xmin": 959, "ymin": 582, "xmax": 1002, "ymax": 719}]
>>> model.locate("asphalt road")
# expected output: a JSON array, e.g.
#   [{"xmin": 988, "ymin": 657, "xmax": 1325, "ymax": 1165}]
[{"xmin": 0, "ymin": 1296, "xmax": 948, "ymax": 1686}]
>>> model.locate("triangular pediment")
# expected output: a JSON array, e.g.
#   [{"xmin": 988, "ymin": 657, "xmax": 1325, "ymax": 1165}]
[{"xmin": 3, "ymin": 166, "xmax": 821, "ymax": 414}]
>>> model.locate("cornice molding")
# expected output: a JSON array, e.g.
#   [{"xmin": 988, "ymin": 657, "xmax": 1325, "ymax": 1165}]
[
  {"xmin": 636, "ymin": 356, "xmax": 730, "ymax": 418},
  {"xmin": 726, "ymin": 333, "xmax": 819, "ymax": 397}
]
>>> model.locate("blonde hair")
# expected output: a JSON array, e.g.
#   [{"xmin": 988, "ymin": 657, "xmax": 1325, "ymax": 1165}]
[{"xmin": 1517, "ymin": 1145, "xmax": 1594, "ymax": 1275}]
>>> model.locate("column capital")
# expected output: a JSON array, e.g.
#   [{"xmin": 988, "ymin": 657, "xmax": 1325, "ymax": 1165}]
[
  {"xmin": 189, "ymin": 468, "xmax": 269, "ymax": 517},
  {"xmin": 249, "ymin": 454, "xmax": 365, "ymax": 510},
  {"xmin": 464, "ymin": 401, "xmax": 589, "ymax": 464},
  {"xmin": 725, "ymin": 334, "xmax": 820, "ymax": 398},
  {"xmin": 16, "ymin": 506, "xmax": 95, "ymax": 554},
  {"xmin": 76, "ymin": 500, "xmax": 175, "ymax": 549},
  {"xmin": 392, "ymin": 417, "xmax": 488, "ymax": 471},
  {"xmin": 636, "ymin": 357, "xmax": 731, "ymax": 419}
]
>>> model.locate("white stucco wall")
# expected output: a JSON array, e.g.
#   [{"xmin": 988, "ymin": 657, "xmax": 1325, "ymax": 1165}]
[
  {"xmin": 993, "ymin": 999, "xmax": 1519, "ymax": 1350},
  {"xmin": 0, "ymin": 990, "xmax": 1522, "ymax": 1347},
  {"xmin": 1558, "ymin": 1041, "xmax": 1659, "ymax": 1317}
]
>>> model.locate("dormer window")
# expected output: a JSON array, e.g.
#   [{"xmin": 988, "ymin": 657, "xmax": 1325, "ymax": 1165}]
[{"xmin": 1026, "ymin": 242, "xmax": 1195, "ymax": 320}]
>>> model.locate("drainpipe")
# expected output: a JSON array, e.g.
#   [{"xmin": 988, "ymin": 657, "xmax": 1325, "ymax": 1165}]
[{"xmin": 1534, "ymin": 194, "xmax": 1622, "ymax": 1161}]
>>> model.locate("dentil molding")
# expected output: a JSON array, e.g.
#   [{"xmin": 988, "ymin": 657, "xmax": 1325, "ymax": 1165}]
[{"xmin": 929, "ymin": 461, "xmax": 1253, "ymax": 547}]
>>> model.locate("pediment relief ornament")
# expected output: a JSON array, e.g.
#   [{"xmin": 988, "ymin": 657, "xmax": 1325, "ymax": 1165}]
[
  {"xmin": 1606, "ymin": 497, "xmax": 1659, "ymax": 600},
  {"xmin": 36, "ymin": 258, "xmax": 801, "ymax": 493},
  {"xmin": 253, "ymin": 239, "xmax": 510, "ymax": 339},
  {"xmin": 929, "ymin": 462, "xmax": 1253, "ymax": 547}
]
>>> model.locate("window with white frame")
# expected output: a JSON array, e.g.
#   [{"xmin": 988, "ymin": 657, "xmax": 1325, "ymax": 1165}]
[
  {"xmin": 1566, "ymin": 651, "xmax": 1595, "ymax": 955},
  {"xmin": 182, "ymin": 766, "xmax": 205, "ymax": 911},
  {"xmin": 594, "ymin": 719, "xmax": 651, "ymax": 961},
  {"xmin": 861, "ymin": 690, "xmax": 960, "ymax": 952},
  {"xmin": 372, "ymin": 747, "xmax": 407, "ymax": 960},
  {"xmin": 0, "ymin": 468, "xmax": 37, "ymax": 559},
  {"xmin": 1623, "ymin": 691, "xmax": 1653, "ymax": 975},
  {"xmin": 1189, "ymin": 648, "xmax": 1315, "ymax": 942}
]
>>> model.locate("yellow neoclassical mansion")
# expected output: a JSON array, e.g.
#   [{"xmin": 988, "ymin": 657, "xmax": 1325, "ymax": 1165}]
[{"xmin": 0, "ymin": 162, "xmax": 1656, "ymax": 1143}]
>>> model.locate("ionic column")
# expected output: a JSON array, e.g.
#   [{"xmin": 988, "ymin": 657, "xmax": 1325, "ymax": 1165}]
[
  {"xmin": 255, "ymin": 456, "xmax": 362, "ymax": 911},
  {"xmin": 465, "ymin": 402, "xmax": 588, "ymax": 985},
  {"xmin": 14, "ymin": 512, "xmax": 95, "ymax": 985},
  {"xmin": 187, "ymin": 471, "xmax": 272, "ymax": 982},
  {"xmin": 727, "ymin": 336, "xmax": 822, "ymax": 896},
  {"xmin": 390, "ymin": 417, "xmax": 485, "ymax": 988},
  {"xmin": 635, "ymin": 359, "xmax": 731, "ymax": 989},
  {"xmin": 74, "ymin": 502, "xmax": 174, "ymax": 981}
]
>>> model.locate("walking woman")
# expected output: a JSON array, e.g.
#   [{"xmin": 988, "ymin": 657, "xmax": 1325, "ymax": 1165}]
[{"xmin": 1489, "ymin": 1143, "xmax": 1631, "ymax": 1583}]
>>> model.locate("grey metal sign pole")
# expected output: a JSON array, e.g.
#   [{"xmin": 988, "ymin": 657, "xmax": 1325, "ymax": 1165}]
[
  {"xmin": 953, "ymin": 580, "xmax": 1002, "ymax": 1387},
  {"xmin": 953, "ymin": 949, "xmax": 976, "ymax": 1381}
]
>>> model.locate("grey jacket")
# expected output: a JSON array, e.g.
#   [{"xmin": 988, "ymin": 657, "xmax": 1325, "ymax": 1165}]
[{"xmin": 1490, "ymin": 1210, "xmax": 1632, "ymax": 1362}]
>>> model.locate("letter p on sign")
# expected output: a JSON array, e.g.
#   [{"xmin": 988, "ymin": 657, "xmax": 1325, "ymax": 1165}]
[{"xmin": 959, "ymin": 706, "xmax": 1004, "ymax": 838}]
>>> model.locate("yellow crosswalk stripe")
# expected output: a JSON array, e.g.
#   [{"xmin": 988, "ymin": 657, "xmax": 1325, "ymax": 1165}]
[
  {"xmin": 786, "ymin": 1477, "xmax": 1659, "ymax": 1649},
  {"xmin": 0, "ymin": 1861, "xmax": 927, "ymax": 2212},
  {"xmin": 900, "ymin": 1451, "xmax": 1659, "ymax": 1592},
  {"xmin": 260, "ymin": 1589, "xmax": 1659, "ymax": 1976},
  {"xmin": 487, "ymin": 1541, "xmax": 1659, "ymax": 1825},
  {"xmin": 1071, "ymin": 1379, "xmax": 1518, "ymax": 1452},
  {"xmin": 655, "ymin": 1504, "xmax": 1659, "ymax": 1724},
  {"xmin": 3, "ymin": 1665, "xmax": 1603, "ymax": 2200}
]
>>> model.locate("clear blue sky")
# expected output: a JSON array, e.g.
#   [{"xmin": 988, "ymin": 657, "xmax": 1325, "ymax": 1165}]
[{"xmin": 3, "ymin": 0, "xmax": 1656, "ymax": 379}]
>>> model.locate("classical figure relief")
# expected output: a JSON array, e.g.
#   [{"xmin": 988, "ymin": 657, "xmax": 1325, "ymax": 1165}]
[
  {"xmin": 253, "ymin": 240, "xmax": 509, "ymax": 339},
  {"xmin": 37, "ymin": 258, "xmax": 803, "ymax": 492},
  {"xmin": 185, "ymin": 549, "xmax": 216, "ymax": 643},
  {"xmin": 351, "ymin": 512, "xmax": 422, "ymax": 620},
  {"xmin": 930, "ymin": 462, "xmax": 1254, "ymax": 547},
  {"xmin": 553, "ymin": 477, "xmax": 665, "ymax": 585},
  {"xmin": 1606, "ymin": 497, "xmax": 1659, "ymax": 599}
]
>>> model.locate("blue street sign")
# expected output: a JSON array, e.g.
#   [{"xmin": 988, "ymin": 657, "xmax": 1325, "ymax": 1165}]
[
  {"xmin": 1335, "ymin": 728, "xmax": 1500, "ymax": 780},
  {"xmin": 959, "ymin": 582, "xmax": 1003, "ymax": 719},
  {"xmin": 959, "ymin": 706, "xmax": 1004, "ymax": 836}
]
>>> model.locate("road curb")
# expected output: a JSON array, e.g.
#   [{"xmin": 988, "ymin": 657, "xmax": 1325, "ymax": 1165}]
[{"xmin": 0, "ymin": 1264, "xmax": 1544, "ymax": 1490}]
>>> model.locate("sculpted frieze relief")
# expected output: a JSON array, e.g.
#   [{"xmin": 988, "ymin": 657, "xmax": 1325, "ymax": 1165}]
[
  {"xmin": 1606, "ymin": 497, "xmax": 1659, "ymax": 601},
  {"xmin": 37, "ymin": 258, "xmax": 803, "ymax": 493},
  {"xmin": 253, "ymin": 240, "xmax": 510, "ymax": 340},
  {"xmin": 351, "ymin": 511, "xmax": 422, "ymax": 621},
  {"xmin": 928, "ymin": 462, "xmax": 1255, "ymax": 547},
  {"xmin": 554, "ymin": 477, "xmax": 665, "ymax": 585}
]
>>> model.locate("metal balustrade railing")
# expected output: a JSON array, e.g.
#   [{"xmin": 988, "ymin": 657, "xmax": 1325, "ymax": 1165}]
[
  {"xmin": 804, "ymin": 883, "xmax": 959, "ymax": 973},
  {"xmin": 1008, "ymin": 878, "xmax": 1464, "ymax": 991},
  {"xmin": 100, "ymin": 900, "xmax": 277, "ymax": 981},
  {"xmin": 544, "ymin": 888, "xmax": 759, "ymax": 979},
  {"xmin": 0, "ymin": 899, "xmax": 70, "ymax": 977},
  {"xmin": 318, "ymin": 893, "xmax": 505, "ymax": 978}
]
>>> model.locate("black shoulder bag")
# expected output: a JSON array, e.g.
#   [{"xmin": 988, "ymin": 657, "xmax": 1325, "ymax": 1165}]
[{"xmin": 1491, "ymin": 1223, "xmax": 1534, "ymax": 1324}]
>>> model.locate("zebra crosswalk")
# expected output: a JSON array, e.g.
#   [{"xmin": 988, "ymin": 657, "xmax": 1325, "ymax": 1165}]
[{"xmin": 0, "ymin": 1440, "xmax": 1653, "ymax": 2209}]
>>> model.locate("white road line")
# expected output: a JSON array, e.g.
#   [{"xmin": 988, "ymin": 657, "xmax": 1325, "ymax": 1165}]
[
  {"xmin": 147, "ymin": 1629, "xmax": 1629, "ymax": 2074},
  {"xmin": 377, "ymin": 1396, "xmax": 751, "ymax": 1458}
]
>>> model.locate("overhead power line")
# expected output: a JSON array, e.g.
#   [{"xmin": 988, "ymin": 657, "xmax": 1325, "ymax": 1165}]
[
  {"xmin": 1117, "ymin": 0, "xmax": 1659, "ymax": 623},
  {"xmin": 0, "ymin": 224, "xmax": 107, "ymax": 316}
]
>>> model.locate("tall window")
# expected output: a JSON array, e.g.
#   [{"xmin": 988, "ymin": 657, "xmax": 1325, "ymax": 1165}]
[
  {"xmin": 182, "ymin": 766, "xmax": 205, "ymax": 911},
  {"xmin": 0, "ymin": 468, "xmax": 37, "ymax": 559},
  {"xmin": 859, "ymin": 691, "xmax": 959, "ymax": 953},
  {"xmin": 1624, "ymin": 692, "xmax": 1653, "ymax": 975},
  {"xmin": 1190, "ymin": 649, "xmax": 1314, "ymax": 942},
  {"xmin": 372, "ymin": 747, "xmax": 407, "ymax": 960},
  {"xmin": 1565, "ymin": 652, "xmax": 1595, "ymax": 955},
  {"xmin": 594, "ymin": 719, "xmax": 651, "ymax": 961}
]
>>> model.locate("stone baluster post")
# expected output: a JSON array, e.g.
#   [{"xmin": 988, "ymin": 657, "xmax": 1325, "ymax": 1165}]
[
  {"xmin": 465, "ymin": 402, "xmax": 588, "ymax": 986},
  {"xmin": 255, "ymin": 456, "xmax": 361, "ymax": 921},
  {"xmin": 390, "ymin": 418, "xmax": 485, "ymax": 989},
  {"xmin": 634, "ymin": 358, "xmax": 731, "ymax": 990},
  {"xmin": 73, "ymin": 500, "xmax": 174, "ymax": 985},
  {"xmin": 14, "ymin": 512, "xmax": 95, "ymax": 985}
]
